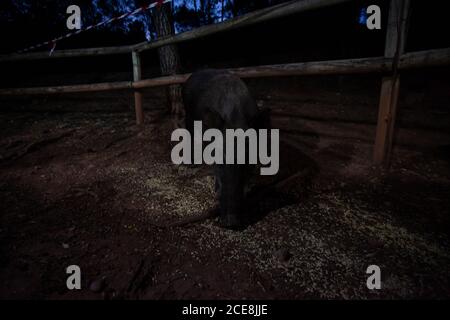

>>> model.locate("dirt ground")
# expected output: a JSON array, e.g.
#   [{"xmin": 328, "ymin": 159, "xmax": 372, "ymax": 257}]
[{"xmin": 0, "ymin": 90, "xmax": 449, "ymax": 299}]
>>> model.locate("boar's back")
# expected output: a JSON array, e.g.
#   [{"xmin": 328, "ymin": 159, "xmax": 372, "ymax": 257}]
[{"xmin": 183, "ymin": 69, "xmax": 258, "ymax": 131}]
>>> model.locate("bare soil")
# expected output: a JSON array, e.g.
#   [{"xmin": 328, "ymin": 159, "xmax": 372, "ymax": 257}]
[{"xmin": 0, "ymin": 91, "xmax": 449, "ymax": 299}]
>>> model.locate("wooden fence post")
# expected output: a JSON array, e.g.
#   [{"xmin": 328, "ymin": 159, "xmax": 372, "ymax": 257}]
[
  {"xmin": 373, "ymin": 0, "xmax": 410, "ymax": 165},
  {"xmin": 132, "ymin": 51, "xmax": 144, "ymax": 125}
]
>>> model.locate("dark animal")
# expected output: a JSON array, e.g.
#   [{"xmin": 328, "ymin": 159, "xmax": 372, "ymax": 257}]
[{"xmin": 183, "ymin": 69, "xmax": 266, "ymax": 229}]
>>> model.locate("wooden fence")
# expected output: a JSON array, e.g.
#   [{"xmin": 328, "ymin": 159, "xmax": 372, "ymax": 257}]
[{"xmin": 0, "ymin": 0, "xmax": 449, "ymax": 166}]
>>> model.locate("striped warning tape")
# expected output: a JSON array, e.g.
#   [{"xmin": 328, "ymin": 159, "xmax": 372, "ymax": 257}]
[{"xmin": 17, "ymin": 0, "xmax": 171, "ymax": 55}]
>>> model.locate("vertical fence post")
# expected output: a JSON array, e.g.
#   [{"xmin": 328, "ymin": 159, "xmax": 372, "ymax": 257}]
[
  {"xmin": 373, "ymin": 0, "xmax": 410, "ymax": 166},
  {"xmin": 132, "ymin": 50, "xmax": 144, "ymax": 125}
]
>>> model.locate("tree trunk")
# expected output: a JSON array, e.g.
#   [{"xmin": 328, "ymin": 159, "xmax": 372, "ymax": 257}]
[
  {"xmin": 221, "ymin": 0, "xmax": 225, "ymax": 21},
  {"xmin": 199, "ymin": 0, "xmax": 206, "ymax": 24},
  {"xmin": 229, "ymin": 0, "xmax": 237, "ymax": 18},
  {"xmin": 151, "ymin": 3, "xmax": 184, "ymax": 128}
]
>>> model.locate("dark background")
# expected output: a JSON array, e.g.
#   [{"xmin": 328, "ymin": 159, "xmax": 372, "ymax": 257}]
[
  {"xmin": 0, "ymin": 0, "xmax": 448, "ymax": 88},
  {"xmin": 1, "ymin": 1, "xmax": 450, "ymax": 300}
]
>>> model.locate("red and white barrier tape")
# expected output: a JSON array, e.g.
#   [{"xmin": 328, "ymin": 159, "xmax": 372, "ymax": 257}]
[{"xmin": 17, "ymin": 0, "xmax": 170, "ymax": 56}]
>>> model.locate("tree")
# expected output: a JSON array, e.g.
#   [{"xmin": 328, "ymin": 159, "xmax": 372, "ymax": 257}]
[{"xmin": 151, "ymin": 2, "xmax": 184, "ymax": 128}]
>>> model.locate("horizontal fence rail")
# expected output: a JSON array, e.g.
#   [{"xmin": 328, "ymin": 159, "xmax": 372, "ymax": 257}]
[
  {"xmin": 0, "ymin": 48, "xmax": 448, "ymax": 96},
  {"xmin": 0, "ymin": 46, "xmax": 134, "ymax": 62},
  {"xmin": 131, "ymin": 0, "xmax": 353, "ymax": 53}
]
